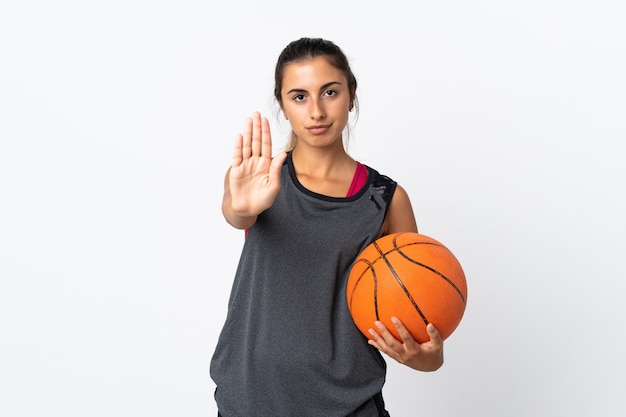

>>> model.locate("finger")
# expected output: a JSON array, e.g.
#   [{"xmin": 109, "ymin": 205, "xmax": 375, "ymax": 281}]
[
  {"xmin": 426, "ymin": 323, "xmax": 443, "ymax": 347},
  {"xmin": 232, "ymin": 134, "xmax": 244, "ymax": 167},
  {"xmin": 251, "ymin": 112, "xmax": 262, "ymax": 156},
  {"xmin": 367, "ymin": 327, "xmax": 386, "ymax": 351},
  {"xmin": 390, "ymin": 317, "xmax": 418, "ymax": 347},
  {"xmin": 269, "ymin": 151, "xmax": 287, "ymax": 180},
  {"xmin": 261, "ymin": 116, "xmax": 273, "ymax": 158},
  {"xmin": 374, "ymin": 321, "xmax": 403, "ymax": 348},
  {"xmin": 368, "ymin": 322, "xmax": 403, "ymax": 360},
  {"xmin": 242, "ymin": 116, "xmax": 253, "ymax": 159}
]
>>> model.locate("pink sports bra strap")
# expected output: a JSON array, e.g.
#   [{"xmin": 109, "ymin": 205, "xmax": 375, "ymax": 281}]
[{"xmin": 346, "ymin": 162, "xmax": 368, "ymax": 197}]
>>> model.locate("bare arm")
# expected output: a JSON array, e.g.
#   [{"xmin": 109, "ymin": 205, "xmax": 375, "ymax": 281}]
[
  {"xmin": 379, "ymin": 184, "xmax": 418, "ymax": 236},
  {"xmin": 222, "ymin": 112, "xmax": 287, "ymax": 229}
]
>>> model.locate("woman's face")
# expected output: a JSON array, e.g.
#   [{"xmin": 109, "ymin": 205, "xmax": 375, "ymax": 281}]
[{"xmin": 280, "ymin": 56, "xmax": 352, "ymax": 149}]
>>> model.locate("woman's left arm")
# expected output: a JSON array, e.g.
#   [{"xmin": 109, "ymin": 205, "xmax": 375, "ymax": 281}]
[
  {"xmin": 371, "ymin": 183, "xmax": 445, "ymax": 371},
  {"xmin": 380, "ymin": 184, "xmax": 418, "ymax": 236}
]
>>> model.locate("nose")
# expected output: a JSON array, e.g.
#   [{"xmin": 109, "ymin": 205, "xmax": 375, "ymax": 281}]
[{"xmin": 308, "ymin": 98, "xmax": 326, "ymax": 120}]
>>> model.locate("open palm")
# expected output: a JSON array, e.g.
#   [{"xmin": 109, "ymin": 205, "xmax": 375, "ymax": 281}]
[{"xmin": 229, "ymin": 112, "xmax": 287, "ymax": 217}]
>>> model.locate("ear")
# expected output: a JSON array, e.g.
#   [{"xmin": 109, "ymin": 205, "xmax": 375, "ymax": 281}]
[{"xmin": 349, "ymin": 88, "xmax": 357, "ymax": 111}]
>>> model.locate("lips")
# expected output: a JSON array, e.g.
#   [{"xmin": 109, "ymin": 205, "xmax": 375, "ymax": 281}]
[{"xmin": 307, "ymin": 125, "xmax": 330, "ymax": 135}]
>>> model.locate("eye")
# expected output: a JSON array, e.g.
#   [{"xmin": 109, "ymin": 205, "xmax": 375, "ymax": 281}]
[
  {"xmin": 293, "ymin": 94, "xmax": 306, "ymax": 102},
  {"xmin": 324, "ymin": 89, "xmax": 337, "ymax": 97}
]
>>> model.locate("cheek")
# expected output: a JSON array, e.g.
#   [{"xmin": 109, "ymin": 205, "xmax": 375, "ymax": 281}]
[
  {"xmin": 282, "ymin": 103, "xmax": 305, "ymax": 120},
  {"xmin": 333, "ymin": 101, "xmax": 351, "ymax": 120}
]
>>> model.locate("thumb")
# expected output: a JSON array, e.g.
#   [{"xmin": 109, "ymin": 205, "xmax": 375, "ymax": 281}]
[
  {"xmin": 426, "ymin": 323, "xmax": 443, "ymax": 345},
  {"xmin": 269, "ymin": 151, "xmax": 287, "ymax": 182}
]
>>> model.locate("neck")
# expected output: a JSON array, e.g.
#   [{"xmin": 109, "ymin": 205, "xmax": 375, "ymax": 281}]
[{"xmin": 291, "ymin": 145, "xmax": 354, "ymax": 180}]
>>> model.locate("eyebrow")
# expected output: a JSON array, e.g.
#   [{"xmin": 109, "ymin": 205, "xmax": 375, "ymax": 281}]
[{"xmin": 286, "ymin": 81, "xmax": 343, "ymax": 95}]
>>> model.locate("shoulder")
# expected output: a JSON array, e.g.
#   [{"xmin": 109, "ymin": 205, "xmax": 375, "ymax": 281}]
[
  {"xmin": 361, "ymin": 164, "xmax": 418, "ymax": 234},
  {"xmin": 366, "ymin": 166, "xmax": 397, "ymax": 204},
  {"xmin": 385, "ymin": 183, "xmax": 418, "ymax": 234}
]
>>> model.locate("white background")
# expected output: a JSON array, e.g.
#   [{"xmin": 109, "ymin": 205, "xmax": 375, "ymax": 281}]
[{"xmin": 1, "ymin": 1, "xmax": 625, "ymax": 416}]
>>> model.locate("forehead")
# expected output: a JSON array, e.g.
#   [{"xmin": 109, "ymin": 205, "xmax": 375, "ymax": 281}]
[{"xmin": 281, "ymin": 56, "xmax": 346, "ymax": 91}]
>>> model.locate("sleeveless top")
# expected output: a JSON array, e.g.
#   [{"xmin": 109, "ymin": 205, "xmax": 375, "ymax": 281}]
[{"xmin": 210, "ymin": 152, "xmax": 397, "ymax": 417}]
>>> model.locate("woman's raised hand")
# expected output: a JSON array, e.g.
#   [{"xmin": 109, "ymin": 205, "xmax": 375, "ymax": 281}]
[{"xmin": 227, "ymin": 112, "xmax": 287, "ymax": 221}]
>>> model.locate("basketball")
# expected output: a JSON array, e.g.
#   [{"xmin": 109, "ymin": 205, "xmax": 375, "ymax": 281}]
[{"xmin": 346, "ymin": 232, "xmax": 467, "ymax": 343}]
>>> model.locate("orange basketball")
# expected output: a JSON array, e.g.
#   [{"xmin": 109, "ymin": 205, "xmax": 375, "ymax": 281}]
[{"xmin": 346, "ymin": 232, "xmax": 467, "ymax": 343}]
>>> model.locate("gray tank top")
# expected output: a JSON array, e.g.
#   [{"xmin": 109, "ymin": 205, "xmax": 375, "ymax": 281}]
[{"xmin": 210, "ymin": 152, "xmax": 397, "ymax": 417}]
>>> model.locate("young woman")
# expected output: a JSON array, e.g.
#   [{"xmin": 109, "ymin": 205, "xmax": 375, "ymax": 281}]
[{"xmin": 210, "ymin": 37, "xmax": 444, "ymax": 417}]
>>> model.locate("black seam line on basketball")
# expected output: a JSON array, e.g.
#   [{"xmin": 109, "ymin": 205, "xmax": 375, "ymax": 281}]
[
  {"xmin": 370, "ymin": 245, "xmax": 387, "ymax": 321},
  {"xmin": 386, "ymin": 237, "xmax": 466, "ymax": 304},
  {"xmin": 349, "ymin": 260, "xmax": 380, "ymax": 321},
  {"xmin": 372, "ymin": 267, "xmax": 379, "ymax": 321},
  {"xmin": 395, "ymin": 249, "xmax": 467, "ymax": 304},
  {"xmin": 375, "ymin": 241, "xmax": 429, "ymax": 325}
]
